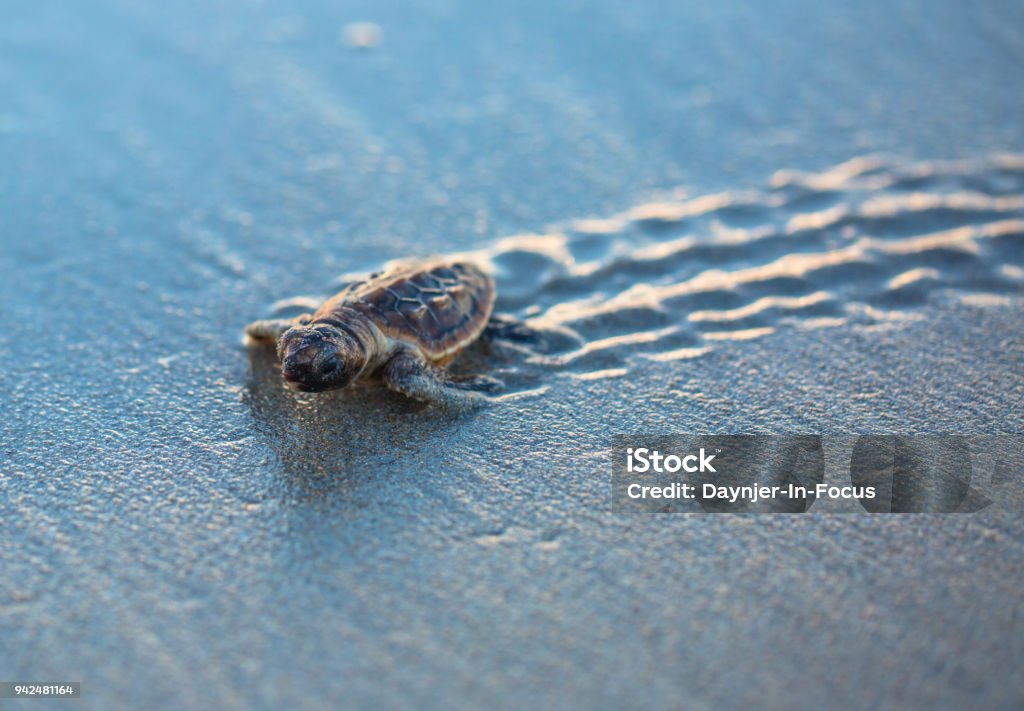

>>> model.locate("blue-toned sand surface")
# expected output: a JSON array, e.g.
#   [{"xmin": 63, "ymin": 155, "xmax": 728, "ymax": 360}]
[{"xmin": 2, "ymin": 1, "xmax": 1023, "ymax": 708}]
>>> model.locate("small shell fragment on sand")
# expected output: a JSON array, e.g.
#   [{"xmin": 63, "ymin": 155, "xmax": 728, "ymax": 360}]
[{"xmin": 341, "ymin": 21, "xmax": 382, "ymax": 49}]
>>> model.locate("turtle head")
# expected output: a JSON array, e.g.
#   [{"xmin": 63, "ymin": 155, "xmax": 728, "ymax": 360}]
[{"xmin": 277, "ymin": 323, "xmax": 366, "ymax": 393}]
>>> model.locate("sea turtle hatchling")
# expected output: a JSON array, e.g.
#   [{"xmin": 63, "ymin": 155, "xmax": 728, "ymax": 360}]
[{"xmin": 245, "ymin": 259, "xmax": 522, "ymax": 408}]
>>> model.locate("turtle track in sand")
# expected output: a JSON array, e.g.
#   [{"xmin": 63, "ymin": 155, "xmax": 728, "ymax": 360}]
[{"xmin": 468, "ymin": 155, "xmax": 1024, "ymax": 386}]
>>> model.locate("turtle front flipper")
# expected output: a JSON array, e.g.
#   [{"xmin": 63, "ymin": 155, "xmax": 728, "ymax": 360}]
[
  {"xmin": 383, "ymin": 352, "xmax": 500, "ymax": 409},
  {"xmin": 244, "ymin": 315, "xmax": 311, "ymax": 346}
]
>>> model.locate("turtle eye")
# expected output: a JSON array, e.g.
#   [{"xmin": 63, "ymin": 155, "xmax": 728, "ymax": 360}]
[{"xmin": 321, "ymin": 355, "xmax": 341, "ymax": 375}]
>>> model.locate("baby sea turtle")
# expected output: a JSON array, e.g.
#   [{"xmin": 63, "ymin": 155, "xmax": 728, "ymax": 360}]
[{"xmin": 245, "ymin": 259, "xmax": 524, "ymax": 408}]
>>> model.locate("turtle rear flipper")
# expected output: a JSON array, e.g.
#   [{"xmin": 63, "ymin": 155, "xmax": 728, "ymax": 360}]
[
  {"xmin": 482, "ymin": 314, "xmax": 543, "ymax": 345},
  {"xmin": 383, "ymin": 352, "xmax": 499, "ymax": 409}
]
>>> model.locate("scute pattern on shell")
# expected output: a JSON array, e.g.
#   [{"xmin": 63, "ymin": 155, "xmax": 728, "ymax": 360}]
[{"xmin": 317, "ymin": 260, "xmax": 496, "ymax": 359}]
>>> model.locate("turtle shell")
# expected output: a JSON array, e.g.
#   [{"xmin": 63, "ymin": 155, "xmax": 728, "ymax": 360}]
[{"xmin": 315, "ymin": 260, "xmax": 496, "ymax": 361}]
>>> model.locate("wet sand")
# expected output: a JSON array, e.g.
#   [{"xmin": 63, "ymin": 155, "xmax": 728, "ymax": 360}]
[{"xmin": 2, "ymin": 1, "xmax": 1024, "ymax": 709}]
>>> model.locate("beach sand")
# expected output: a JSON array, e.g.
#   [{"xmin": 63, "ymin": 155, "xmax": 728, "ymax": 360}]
[{"xmin": 2, "ymin": 1, "xmax": 1023, "ymax": 708}]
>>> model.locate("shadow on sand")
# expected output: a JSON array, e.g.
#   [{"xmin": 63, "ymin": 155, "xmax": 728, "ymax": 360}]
[{"xmin": 242, "ymin": 346, "xmax": 485, "ymax": 501}]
